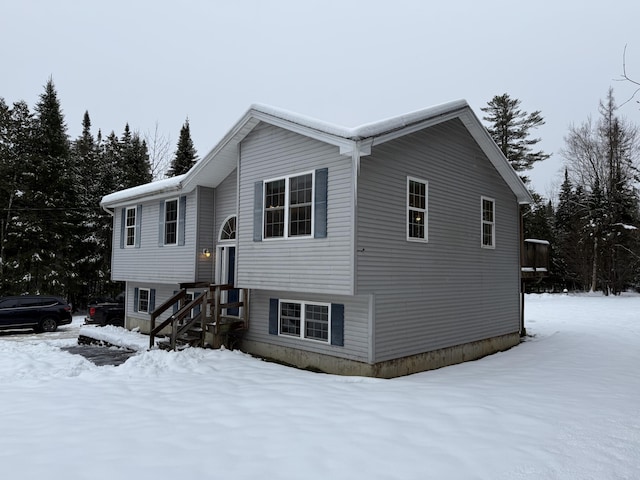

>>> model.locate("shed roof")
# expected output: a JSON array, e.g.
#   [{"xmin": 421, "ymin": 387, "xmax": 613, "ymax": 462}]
[{"xmin": 101, "ymin": 100, "xmax": 532, "ymax": 207}]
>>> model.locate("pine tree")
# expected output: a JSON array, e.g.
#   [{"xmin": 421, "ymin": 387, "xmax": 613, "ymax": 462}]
[
  {"xmin": 0, "ymin": 100, "xmax": 35, "ymax": 294},
  {"xmin": 167, "ymin": 118, "xmax": 198, "ymax": 177},
  {"xmin": 27, "ymin": 78, "xmax": 76, "ymax": 295},
  {"xmin": 0, "ymin": 98, "xmax": 13, "ymax": 290},
  {"xmin": 481, "ymin": 93, "xmax": 551, "ymax": 184},
  {"xmin": 119, "ymin": 124, "xmax": 152, "ymax": 188},
  {"xmin": 71, "ymin": 112, "xmax": 116, "ymax": 305}
]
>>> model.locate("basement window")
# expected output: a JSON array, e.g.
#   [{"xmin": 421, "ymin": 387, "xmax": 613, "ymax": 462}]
[{"xmin": 279, "ymin": 300, "xmax": 329, "ymax": 343}]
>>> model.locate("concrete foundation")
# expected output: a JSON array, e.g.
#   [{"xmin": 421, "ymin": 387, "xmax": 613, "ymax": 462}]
[{"xmin": 241, "ymin": 332, "xmax": 521, "ymax": 378}]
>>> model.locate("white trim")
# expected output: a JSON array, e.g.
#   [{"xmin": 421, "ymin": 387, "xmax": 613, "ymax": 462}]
[
  {"xmin": 102, "ymin": 101, "xmax": 532, "ymax": 209},
  {"xmin": 278, "ymin": 299, "xmax": 331, "ymax": 344},
  {"xmin": 218, "ymin": 214, "xmax": 237, "ymax": 241},
  {"xmin": 124, "ymin": 206, "xmax": 137, "ymax": 248},
  {"xmin": 138, "ymin": 288, "xmax": 150, "ymax": 313},
  {"xmin": 215, "ymin": 245, "xmax": 236, "ymax": 285},
  {"xmin": 481, "ymin": 196, "xmax": 496, "ymax": 249},
  {"xmin": 263, "ymin": 170, "xmax": 315, "ymax": 240},
  {"xmin": 163, "ymin": 197, "xmax": 179, "ymax": 246},
  {"xmin": 406, "ymin": 176, "xmax": 428, "ymax": 243}
]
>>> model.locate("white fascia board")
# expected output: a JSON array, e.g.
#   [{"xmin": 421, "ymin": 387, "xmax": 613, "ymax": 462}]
[{"xmin": 180, "ymin": 115, "xmax": 260, "ymax": 192}]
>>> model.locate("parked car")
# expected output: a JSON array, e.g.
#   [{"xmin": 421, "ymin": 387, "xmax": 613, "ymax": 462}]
[
  {"xmin": 0, "ymin": 295, "xmax": 73, "ymax": 333},
  {"xmin": 84, "ymin": 293, "xmax": 125, "ymax": 327}
]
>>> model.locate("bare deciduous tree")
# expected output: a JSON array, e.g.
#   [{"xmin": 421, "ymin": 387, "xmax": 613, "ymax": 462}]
[
  {"xmin": 619, "ymin": 44, "xmax": 640, "ymax": 107},
  {"xmin": 562, "ymin": 89, "xmax": 640, "ymax": 293},
  {"xmin": 144, "ymin": 122, "xmax": 172, "ymax": 180}
]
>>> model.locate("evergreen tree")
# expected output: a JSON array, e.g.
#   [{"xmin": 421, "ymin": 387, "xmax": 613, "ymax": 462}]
[
  {"xmin": 0, "ymin": 98, "xmax": 13, "ymax": 290},
  {"xmin": 118, "ymin": 124, "xmax": 152, "ymax": 188},
  {"xmin": 0, "ymin": 100, "xmax": 35, "ymax": 294},
  {"xmin": 101, "ymin": 131, "xmax": 125, "ymax": 191},
  {"xmin": 70, "ymin": 112, "xmax": 116, "ymax": 305},
  {"xmin": 167, "ymin": 118, "xmax": 198, "ymax": 177},
  {"xmin": 481, "ymin": 93, "xmax": 551, "ymax": 184},
  {"xmin": 26, "ymin": 78, "xmax": 76, "ymax": 295}
]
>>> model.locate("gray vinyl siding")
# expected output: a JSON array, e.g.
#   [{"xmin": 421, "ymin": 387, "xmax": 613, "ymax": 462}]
[
  {"xmin": 245, "ymin": 289, "xmax": 371, "ymax": 362},
  {"xmin": 126, "ymin": 281, "xmax": 176, "ymax": 324},
  {"xmin": 356, "ymin": 118, "xmax": 521, "ymax": 362},
  {"xmin": 111, "ymin": 190, "xmax": 197, "ymax": 283},
  {"xmin": 237, "ymin": 123, "xmax": 354, "ymax": 295},
  {"xmin": 195, "ymin": 186, "xmax": 215, "ymax": 283},
  {"xmin": 213, "ymin": 169, "xmax": 238, "ymax": 244}
]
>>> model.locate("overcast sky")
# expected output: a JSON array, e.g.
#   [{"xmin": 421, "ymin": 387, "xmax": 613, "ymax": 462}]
[{"xmin": 2, "ymin": 0, "xmax": 639, "ymax": 197}]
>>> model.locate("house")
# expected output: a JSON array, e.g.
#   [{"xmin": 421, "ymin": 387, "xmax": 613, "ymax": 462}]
[{"xmin": 100, "ymin": 100, "xmax": 533, "ymax": 378}]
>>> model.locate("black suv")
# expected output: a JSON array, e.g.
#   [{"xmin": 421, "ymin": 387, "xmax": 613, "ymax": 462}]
[{"xmin": 0, "ymin": 295, "xmax": 72, "ymax": 333}]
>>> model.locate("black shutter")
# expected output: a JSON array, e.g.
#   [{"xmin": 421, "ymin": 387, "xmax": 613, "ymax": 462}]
[
  {"xmin": 268, "ymin": 298, "xmax": 279, "ymax": 335},
  {"xmin": 158, "ymin": 201, "xmax": 165, "ymax": 247},
  {"xmin": 178, "ymin": 196, "xmax": 186, "ymax": 246},
  {"xmin": 135, "ymin": 205, "xmax": 142, "ymax": 248},
  {"xmin": 331, "ymin": 303, "xmax": 344, "ymax": 346},
  {"xmin": 120, "ymin": 208, "xmax": 126, "ymax": 248},
  {"xmin": 314, "ymin": 168, "xmax": 328, "ymax": 238},
  {"xmin": 149, "ymin": 289, "xmax": 156, "ymax": 312},
  {"xmin": 254, "ymin": 181, "xmax": 263, "ymax": 242},
  {"xmin": 133, "ymin": 288, "xmax": 139, "ymax": 312}
]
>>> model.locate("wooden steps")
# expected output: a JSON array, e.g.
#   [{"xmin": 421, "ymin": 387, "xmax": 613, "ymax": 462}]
[{"xmin": 149, "ymin": 283, "xmax": 249, "ymax": 351}]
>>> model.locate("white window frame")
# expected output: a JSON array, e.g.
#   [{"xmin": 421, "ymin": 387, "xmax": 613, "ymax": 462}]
[
  {"xmin": 278, "ymin": 299, "xmax": 331, "ymax": 343},
  {"xmin": 263, "ymin": 171, "xmax": 315, "ymax": 240},
  {"xmin": 185, "ymin": 291, "xmax": 203, "ymax": 319},
  {"xmin": 407, "ymin": 176, "xmax": 428, "ymax": 242},
  {"xmin": 481, "ymin": 196, "xmax": 496, "ymax": 249},
  {"xmin": 164, "ymin": 198, "xmax": 179, "ymax": 246},
  {"xmin": 219, "ymin": 215, "xmax": 236, "ymax": 241},
  {"xmin": 125, "ymin": 206, "xmax": 136, "ymax": 247},
  {"xmin": 138, "ymin": 288, "xmax": 150, "ymax": 313}
]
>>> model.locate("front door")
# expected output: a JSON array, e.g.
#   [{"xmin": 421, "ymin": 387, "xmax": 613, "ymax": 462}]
[{"xmin": 218, "ymin": 245, "xmax": 239, "ymax": 316}]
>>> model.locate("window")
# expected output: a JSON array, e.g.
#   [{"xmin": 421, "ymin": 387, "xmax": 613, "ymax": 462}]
[
  {"xmin": 164, "ymin": 198, "xmax": 178, "ymax": 245},
  {"xmin": 407, "ymin": 177, "xmax": 428, "ymax": 242},
  {"xmin": 173, "ymin": 291, "xmax": 200, "ymax": 318},
  {"xmin": 289, "ymin": 173, "xmax": 313, "ymax": 236},
  {"xmin": 220, "ymin": 216, "xmax": 236, "ymax": 240},
  {"xmin": 138, "ymin": 288, "xmax": 150, "ymax": 313},
  {"xmin": 279, "ymin": 300, "xmax": 330, "ymax": 342},
  {"xmin": 120, "ymin": 205, "xmax": 141, "ymax": 248},
  {"xmin": 264, "ymin": 172, "xmax": 314, "ymax": 239},
  {"xmin": 481, "ymin": 196, "xmax": 495, "ymax": 248},
  {"xmin": 125, "ymin": 207, "xmax": 136, "ymax": 247}
]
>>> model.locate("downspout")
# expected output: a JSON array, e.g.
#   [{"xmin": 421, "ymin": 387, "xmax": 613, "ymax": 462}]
[
  {"xmin": 102, "ymin": 205, "xmax": 114, "ymax": 216},
  {"xmin": 352, "ymin": 143, "xmax": 361, "ymax": 297},
  {"xmin": 351, "ymin": 139, "xmax": 377, "ymax": 364},
  {"xmin": 519, "ymin": 204, "xmax": 526, "ymax": 337}
]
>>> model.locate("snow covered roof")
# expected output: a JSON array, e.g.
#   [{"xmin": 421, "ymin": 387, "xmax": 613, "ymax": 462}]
[
  {"xmin": 101, "ymin": 100, "xmax": 532, "ymax": 207},
  {"xmin": 248, "ymin": 100, "xmax": 470, "ymax": 140},
  {"xmin": 101, "ymin": 174, "xmax": 186, "ymax": 206}
]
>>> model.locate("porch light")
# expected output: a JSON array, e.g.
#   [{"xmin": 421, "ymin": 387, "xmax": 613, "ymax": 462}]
[{"xmin": 202, "ymin": 248, "xmax": 212, "ymax": 258}]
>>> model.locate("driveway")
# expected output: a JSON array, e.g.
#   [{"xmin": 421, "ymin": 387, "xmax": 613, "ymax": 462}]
[{"xmin": 0, "ymin": 315, "xmax": 136, "ymax": 365}]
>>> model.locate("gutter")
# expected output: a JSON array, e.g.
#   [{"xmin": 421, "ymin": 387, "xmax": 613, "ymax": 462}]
[{"xmin": 100, "ymin": 178, "xmax": 185, "ymax": 209}]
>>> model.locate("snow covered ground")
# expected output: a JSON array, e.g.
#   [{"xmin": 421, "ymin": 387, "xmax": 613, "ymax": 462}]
[{"xmin": 1, "ymin": 293, "xmax": 638, "ymax": 479}]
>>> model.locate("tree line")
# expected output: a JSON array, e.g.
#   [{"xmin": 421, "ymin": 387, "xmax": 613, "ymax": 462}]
[
  {"xmin": 1, "ymin": 79, "xmax": 638, "ymax": 304},
  {"xmin": 483, "ymin": 90, "xmax": 640, "ymax": 295},
  {"xmin": 0, "ymin": 79, "xmax": 197, "ymax": 307}
]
